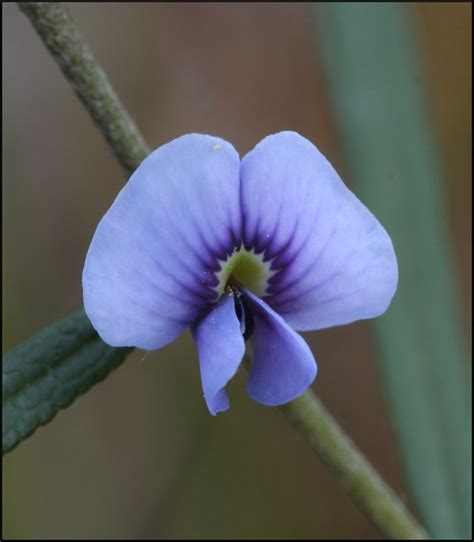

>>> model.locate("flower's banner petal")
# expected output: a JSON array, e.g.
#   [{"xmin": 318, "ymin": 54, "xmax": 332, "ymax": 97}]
[
  {"xmin": 242, "ymin": 288, "xmax": 317, "ymax": 406},
  {"xmin": 192, "ymin": 292, "xmax": 245, "ymax": 415},
  {"xmin": 83, "ymin": 134, "xmax": 241, "ymax": 349},
  {"xmin": 240, "ymin": 131, "xmax": 398, "ymax": 331}
]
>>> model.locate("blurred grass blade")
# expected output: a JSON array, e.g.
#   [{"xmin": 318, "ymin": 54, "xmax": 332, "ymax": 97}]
[
  {"xmin": 314, "ymin": 3, "xmax": 471, "ymax": 539},
  {"xmin": 3, "ymin": 310, "xmax": 131, "ymax": 455}
]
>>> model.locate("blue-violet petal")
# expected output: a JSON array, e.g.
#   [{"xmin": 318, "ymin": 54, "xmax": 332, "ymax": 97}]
[
  {"xmin": 242, "ymin": 287, "xmax": 317, "ymax": 406},
  {"xmin": 240, "ymin": 131, "xmax": 398, "ymax": 331},
  {"xmin": 83, "ymin": 134, "xmax": 241, "ymax": 349},
  {"xmin": 192, "ymin": 291, "xmax": 245, "ymax": 415}
]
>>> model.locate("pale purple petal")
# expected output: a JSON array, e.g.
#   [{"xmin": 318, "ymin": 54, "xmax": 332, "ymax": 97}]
[
  {"xmin": 192, "ymin": 291, "xmax": 245, "ymax": 415},
  {"xmin": 242, "ymin": 288, "xmax": 317, "ymax": 406},
  {"xmin": 83, "ymin": 134, "xmax": 241, "ymax": 349},
  {"xmin": 240, "ymin": 131, "xmax": 398, "ymax": 331}
]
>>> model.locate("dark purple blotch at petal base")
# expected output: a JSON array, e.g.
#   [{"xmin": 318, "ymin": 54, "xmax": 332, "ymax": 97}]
[
  {"xmin": 242, "ymin": 288, "xmax": 317, "ymax": 406},
  {"xmin": 192, "ymin": 291, "xmax": 245, "ymax": 415}
]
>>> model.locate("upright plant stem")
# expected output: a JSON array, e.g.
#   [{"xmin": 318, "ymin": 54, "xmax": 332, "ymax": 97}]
[
  {"xmin": 18, "ymin": 2, "xmax": 150, "ymax": 176},
  {"xmin": 18, "ymin": 3, "xmax": 429, "ymax": 539}
]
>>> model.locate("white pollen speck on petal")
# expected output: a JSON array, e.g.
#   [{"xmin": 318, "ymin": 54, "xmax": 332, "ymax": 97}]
[{"xmin": 212, "ymin": 144, "xmax": 222, "ymax": 152}]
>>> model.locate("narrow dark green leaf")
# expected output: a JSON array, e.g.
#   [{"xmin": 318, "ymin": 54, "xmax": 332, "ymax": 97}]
[
  {"xmin": 3, "ymin": 309, "xmax": 131, "ymax": 454},
  {"xmin": 314, "ymin": 3, "xmax": 471, "ymax": 538}
]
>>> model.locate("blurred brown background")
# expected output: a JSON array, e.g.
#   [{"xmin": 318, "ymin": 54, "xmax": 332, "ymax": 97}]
[{"xmin": 2, "ymin": 3, "xmax": 471, "ymax": 539}]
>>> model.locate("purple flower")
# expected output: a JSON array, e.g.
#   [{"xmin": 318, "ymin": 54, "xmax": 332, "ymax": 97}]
[{"xmin": 83, "ymin": 132, "xmax": 398, "ymax": 415}]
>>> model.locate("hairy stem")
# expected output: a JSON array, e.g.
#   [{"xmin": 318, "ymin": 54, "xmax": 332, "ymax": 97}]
[
  {"xmin": 18, "ymin": 3, "xmax": 429, "ymax": 539},
  {"xmin": 18, "ymin": 2, "xmax": 150, "ymax": 176},
  {"xmin": 280, "ymin": 390, "xmax": 428, "ymax": 539}
]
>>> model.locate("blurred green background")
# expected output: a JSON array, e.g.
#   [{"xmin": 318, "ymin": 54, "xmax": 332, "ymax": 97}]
[{"xmin": 2, "ymin": 2, "xmax": 471, "ymax": 539}]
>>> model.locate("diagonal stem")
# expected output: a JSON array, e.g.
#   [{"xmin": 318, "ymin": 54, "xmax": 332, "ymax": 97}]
[
  {"xmin": 18, "ymin": 1, "xmax": 150, "ymax": 176},
  {"xmin": 280, "ymin": 390, "xmax": 428, "ymax": 539},
  {"xmin": 18, "ymin": 3, "xmax": 430, "ymax": 539}
]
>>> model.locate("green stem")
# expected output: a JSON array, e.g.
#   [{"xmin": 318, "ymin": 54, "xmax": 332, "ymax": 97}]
[
  {"xmin": 18, "ymin": 2, "xmax": 150, "ymax": 176},
  {"xmin": 280, "ymin": 390, "xmax": 428, "ymax": 539},
  {"xmin": 18, "ymin": 3, "xmax": 430, "ymax": 538}
]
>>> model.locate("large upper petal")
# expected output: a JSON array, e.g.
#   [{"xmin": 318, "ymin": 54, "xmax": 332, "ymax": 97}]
[
  {"xmin": 243, "ymin": 288, "xmax": 317, "ymax": 405},
  {"xmin": 192, "ymin": 291, "xmax": 245, "ymax": 415},
  {"xmin": 83, "ymin": 134, "xmax": 241, "ymax": 349},
  {"xmin": 240, "ymin": 131, "xmax": 398, "ymax": 331}
]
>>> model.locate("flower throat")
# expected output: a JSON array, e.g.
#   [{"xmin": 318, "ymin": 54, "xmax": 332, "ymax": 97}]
[{"xmin": 215, "ymin": 246, "xmax": 275, "ymax": 298}]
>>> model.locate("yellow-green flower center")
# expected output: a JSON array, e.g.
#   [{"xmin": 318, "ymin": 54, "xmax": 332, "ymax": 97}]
[{"xmin": 215, "ymin": 246, "xmax": 274, "ymax": 298}]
